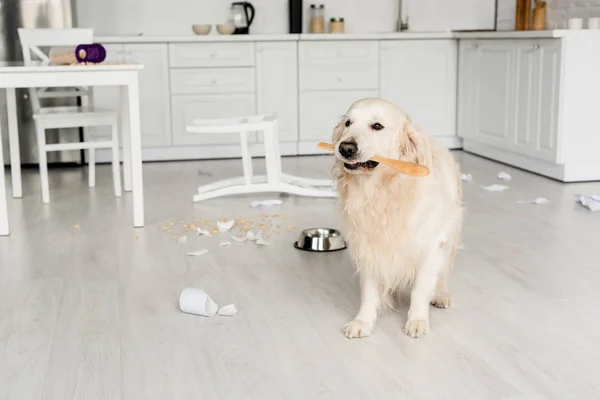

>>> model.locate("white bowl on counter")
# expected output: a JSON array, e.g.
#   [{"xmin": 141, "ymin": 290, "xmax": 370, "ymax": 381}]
[
  {"xmin": 217, "ymin": 23, "xmax": 235, "ymax": 35},
  {"xmin": 192, "ymin": 24, "xmax": 212, "ymax": 35}
]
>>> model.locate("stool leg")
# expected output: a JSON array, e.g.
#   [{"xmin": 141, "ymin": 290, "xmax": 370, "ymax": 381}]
[
  {"xmin": 35, "ymin": 123, "xmax": 50, "ymax": 204},
  {"xmin": 110, "ymin": 120, "xmax": 122, "ymax": 197},
  {"xmin": 239, "ymin": 131, "xmax": 253, "ymax": 186},
  {"xmin": 263, "ymin": 121, "xmax": 280, "ymax": 185},
  {"xmin": 88, "ymin": 148, "xmax": 96, "ymax": 188}
]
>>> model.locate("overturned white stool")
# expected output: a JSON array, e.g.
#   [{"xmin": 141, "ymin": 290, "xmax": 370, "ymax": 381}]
[{"xmin": 186, "ymin": 113, "xmax": 336, "ymax": 202}]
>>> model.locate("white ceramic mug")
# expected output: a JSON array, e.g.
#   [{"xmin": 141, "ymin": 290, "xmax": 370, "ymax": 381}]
[
  {"xmin": 588, "ymin": 17, "xmax": 600, "ymax": 29},
  {"xmin": 568, "ymin": 17, "xmax": 583, "ymax": 29},
  {"xmin": 179, "ymin": 287, "xmax": 218, "ymax": 317}
]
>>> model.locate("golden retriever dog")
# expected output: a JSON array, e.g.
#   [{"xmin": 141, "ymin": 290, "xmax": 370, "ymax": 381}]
[{"xmin": 332, "ymin": 98, "xmax": 463, "ymax": 339}]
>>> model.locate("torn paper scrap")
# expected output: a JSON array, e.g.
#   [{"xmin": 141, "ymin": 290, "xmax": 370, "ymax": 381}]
[
  {"xmin": 178, "ymin": 236, "xmax": 188, "ymax": 244},
  {"xmin": 250, "ymin": 199, "xmax": 283, "ymax": 208},
  {"xmin": 217, "ymin": 219, "xmax": 235, "ymax": 232},
  {"xmin": 517, "ymin": 197, "xmax": 550, "ymax": 204},
  {"xmin": 217, "ymin": 304, "xmax": 238, "ymax": 317},
  {"xmin": 186, "ymin": 249, "xmax": 209, "ymax": 256},
  {"xmin": 460, "ymin": 173, "xmax": 472, "ymax": 182},
  {"xmin": 497, "ymin": 171, "xmax": 512, "ymax": 180},
  {"xmin": 196, "ymin": 228, "xmax": 211, "ymax": 237},
  {"xmin": 577, "ymin": 195, "xmax": 600, "ymax": 212},
  {"xmin": 480, "ymin": 184, "xmax": 509, "ymax": 192},
  {"xmin": 179, "ymin": 287, "xmax": 218, "ymax": 317},
  {"xmin": 219, "ymin": 241, "xmax": 232, "ymax": 247},
  {"xmin": 256, "ymin": 239, "xmax": 271, "ymax": 246}
]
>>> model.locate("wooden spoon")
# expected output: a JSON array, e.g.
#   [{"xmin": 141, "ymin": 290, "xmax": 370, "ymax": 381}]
[{"xmin": 317, "ymin": 142, "xmax": 430, "ymax": 177}]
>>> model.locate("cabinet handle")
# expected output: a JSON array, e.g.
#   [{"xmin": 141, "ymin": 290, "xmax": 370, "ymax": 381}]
[{"xmin": 531, "ymin": 44, "xmax": 541, "ymax": 50}]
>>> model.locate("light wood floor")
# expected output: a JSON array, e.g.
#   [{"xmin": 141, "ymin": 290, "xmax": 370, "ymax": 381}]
[{"xmin": 1, "ymin": 152, "xmax": 600, "ymax": 400}]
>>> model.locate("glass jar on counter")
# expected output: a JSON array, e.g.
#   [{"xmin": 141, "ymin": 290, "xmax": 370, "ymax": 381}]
[
  {"xmin": 309, "ymin": 4, "xmax": 325, "ymax": 33},
  {"xmin": 330, "ymin": 17, "xmax": 344, "ymax": 33}
]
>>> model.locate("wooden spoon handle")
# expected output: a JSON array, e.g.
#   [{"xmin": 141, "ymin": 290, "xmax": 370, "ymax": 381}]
[{"xmin": 317, "ymin": 142, "xmax": 430, "ymax": 177}]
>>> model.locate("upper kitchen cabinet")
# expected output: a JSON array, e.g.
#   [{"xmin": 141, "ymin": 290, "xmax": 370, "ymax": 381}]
[
  {"xmin": 256, "ymin": 42, "xmax": 298, "ymax": 143},
  {"xmin": 92, "ymin": 43, "xmax": 171, "ymax": 147},
  {"xmin": 380, "ymin": 40, "xmax": 458, "ymax": 146}
]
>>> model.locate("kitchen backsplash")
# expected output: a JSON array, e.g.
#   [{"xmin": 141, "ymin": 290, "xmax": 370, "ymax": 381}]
[
  {"xmin": 497, "ymin": 0, "xmax": 600, "ymax": 29},
  {"xmin": 76, "ymin": 0, "xmax": 495, "ymax": 35}
]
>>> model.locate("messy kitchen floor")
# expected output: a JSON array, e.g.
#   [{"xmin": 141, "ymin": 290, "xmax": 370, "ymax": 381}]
[{"xmin": 1, "ymin": 152, "xmax": 600, "ymax": 399}]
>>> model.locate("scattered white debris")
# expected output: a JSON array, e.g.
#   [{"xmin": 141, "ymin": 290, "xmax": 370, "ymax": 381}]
[
  {"xmin": 196, "ymin": 228, "xmax": 211, "ymax": 237},
  {"xmin": 217, "ymin": 304, "xmax": 238, "ymax": 317},
  {"xmin": 186, "ymin": 249, "xmax": 209, "ymax": 256},
  {"xmin": 219, "ymin": 241, "xmax": 232, "ymax": 247},
  {"xmin": 178, "ymin": 236, "xmax": 188, "ymax": 244},
  {"xmin": 480, "ymin": 184, "xmax": 509, "ymax": 192},
  {"xmin": 577, "ymin": 195, "xmax": 600, "ymax": 212},
  {"xmin": 246, "ymin": 231, "xmax": 261, "ymax": 241},
  {"xmin": 517, "ymin": 197, "xmax": 550, "ymax": 205},
  {"xmin": 256, "ymin": 239, "xmax": 271, "ymax": 246},
  {"xmin": 250, "ymin": 199, "xmax": 283, "ymax": 208},
  {"xmin": 217, "ymin": 219, "xmax": 235, "ymax": 232},
  {"xmin": 461, "ymin": 173, "xmax": 473, "ymax": 181},
  {"xmin": 230, "ymin": 234, "xmax": 247, "ymax": 243},
  {"xmin": 497, "ymin": 171, "xmax": 512, "ymax": 180},
  {"xmin": 179, "ymin": 287, "xmax": 218, "ymax": 317}
]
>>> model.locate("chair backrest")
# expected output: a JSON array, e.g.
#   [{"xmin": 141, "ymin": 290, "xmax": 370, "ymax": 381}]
[{"xmin": 17, "ymin": 28, "xmax": 94, "ymax": 111}]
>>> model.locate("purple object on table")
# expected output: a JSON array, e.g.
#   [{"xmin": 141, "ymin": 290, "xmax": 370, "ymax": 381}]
[{"xmin": 75, "ymin": 43, "xmax": 106, "ymax": 63}]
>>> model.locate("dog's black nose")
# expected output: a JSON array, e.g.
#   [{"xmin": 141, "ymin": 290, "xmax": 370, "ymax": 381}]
[{"xmin": 339, "ymin": 141, "xmax": 358, "ymax": 159}]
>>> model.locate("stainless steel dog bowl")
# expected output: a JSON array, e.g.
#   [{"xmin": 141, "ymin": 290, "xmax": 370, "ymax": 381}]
[{"xmin": 294, "ymin": 228, "xmax": 346, "ymax": 252}]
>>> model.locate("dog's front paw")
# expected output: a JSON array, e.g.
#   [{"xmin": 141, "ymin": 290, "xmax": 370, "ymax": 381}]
[
  {"xmin": 431, "ymin": 293, "xmax": 451, "ymax": 309},
  {"xmin": 404, "ymin": 318, "xmax": 429, "ymax": 338},
  {"xmin": 344, "ymin": 319, "xmax": 373, "ymax": 339}
]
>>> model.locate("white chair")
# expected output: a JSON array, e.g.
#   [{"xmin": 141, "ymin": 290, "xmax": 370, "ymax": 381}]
[
  {"xmin": 17, "ymin": 28, "xmax": 122, "ymax": 203},
  {"xmin": 186, "ymin": 113, "xmax": 336, "ymax": 202}
]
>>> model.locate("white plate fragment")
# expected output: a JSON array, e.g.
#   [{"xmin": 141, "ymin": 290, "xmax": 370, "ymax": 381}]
[
  {"xmin": 497, "ymin": 171, "xmax": 512, "ymax": 180},
  {"xmin": 186, "ymin": 249, "xmax": 209, "ymax": 256},
  {"xmin": 179, "ymin": 287, "xmax": 218, "ymax": 317},
  {"xmin": 460, "ymin": 173, "xmax": 472, "ymax": 181},
  {"xmin": 219, "ymin": 241, "xmax": 232, "ymax": 247},
  {"xmin": 480, "ymin": 184, "xmax": 509, "ymax": 192},
  {"xmin": 517, "ymin": 197, "xmax": 550, "ymax": 205},
  {"xmin": 577, "ymin": 195, "xmax": 600, "ymax": 212},
  {"xmin": 217, "ymin": 304, "xmax": 238, "ymax": 317},
  {"xmin": 250, "ymin": 199, "xmax": 283, "ymax": 208},
  {"xmin": 178, "ymin": 236, "xmax": 188, "ymax": 244},
  {"xmin": 217, "ymin": 220, "xmax": 235, "ymax": 232},
  {"xmin": 196, "ymin": 228, "xmax": 212, "ymax": 237}
]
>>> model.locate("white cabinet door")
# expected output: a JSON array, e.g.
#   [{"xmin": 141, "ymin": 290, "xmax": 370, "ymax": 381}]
[
  {"xmin": 92, "ymin": 43, "xmax": 171, "ymax": 147},
  {"xmin": 380, "ymin": 40, "xmax": 457, "ymax": 139},
  {"xmin": 125, "ymin": 44, "xmax": 171, "ymax": 147},
  {"xmin": 457, "ymin": 41, "xmax": 480, "ymax": 140},
  {"xmin": 534, "ymin": 40, "xmax": 561, "ymax": 162},
  {"xmin": 474, "ymin": 41, "xmax": 514, "ymax": 149},
  {"xmin": 299, "ymin": 90, "xmax": 378, "ymax": 142},
  {"xmin": 512, "ymin": 41, "xmax": 540, "ymax": 156},
  {"xmin": 171, "ymin": 94, "xmax": 256, "ymax": 145},
  {"xmin": 256, "ymin": 42, "xmax": 298, "ymax": 142}
]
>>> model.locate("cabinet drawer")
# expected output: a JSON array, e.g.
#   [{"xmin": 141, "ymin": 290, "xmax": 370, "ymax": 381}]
[
  {"xmin": 171, "ymin": 94, "xmax": 256, "ymax": 145},
  {"xmin": 299, "ymin": 41, "xmax": 378, "ymax": 66},
  {"xmin": 170, "ymin": 68, "xmax": 255, "ymax": 94},
  {"xmin": 299, "ymin": 90, "xmax": 379, "ymax": 141},
  {"xmin": 169, "ymin": 43, "xmax": 255, "ymax": 68},
  {"xmin": 299, "ymin": 65, "xmax": 379, "ymax": 90}
]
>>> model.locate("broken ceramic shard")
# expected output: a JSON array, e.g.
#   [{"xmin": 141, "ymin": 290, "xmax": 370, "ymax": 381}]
[
  {"xmin": 179, "ymin": 287, "xmax": 219, "ymax": 317},
  {"xmin": 517, "ymin": 197, "xmax": 550, "ymax": 204},
  {"xmin": 196, "ymin": 228, "xmax": 211, "ymax": 236},
  {"xmin": 497, "ymin": 171, "xmax": 512, "ymax": 180},
  {"xmin": 217, "ymin": 219, "xmax": 235, "ymax": 232},
  {"xmin": 186, "ymin": 249, "xmax": 209, "ymax": 256},
  {"xmin": 219, "ymin": 241, "xmax": 232, "ymax": 247},
  {"xmin": 230, "ymin": 234, "xmax": 247, "ymax": 243},
  {"xmin": 178, "ymin": 236, "xmax": 188, "ymax": 244},
  {"xmin": 460, "ymin": 173, "xmax": 472, "ymax": 181},
  {"xmin": 480, "ymin": 184, "xmax": 509, "ymax": 192},
  {"xmin": 256, "ymin": 238, "xmax": 271, "ymax": 246},
  {"xmin": 578, "ymin": 195, "xmax": 600, "ymax": 212},
  {"xmin": 217, "ymin": 304, "xmax": 238, "ymax": 316},
  {"xmin": 250, "ymin": 199, "xmax": 283, "ymax": 208}
]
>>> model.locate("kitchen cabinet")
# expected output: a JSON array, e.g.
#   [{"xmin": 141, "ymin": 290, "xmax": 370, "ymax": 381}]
[
  {"xmin": 380, "ymin": 40, "xmax": 457, "ymax": 143},
  {"xmin": 256, "ymin": 42, "xmax": 298, "ymax": 143},
  {"xmin": 92, "ymin": 43, "xmax": 171, "ymax": 147}
]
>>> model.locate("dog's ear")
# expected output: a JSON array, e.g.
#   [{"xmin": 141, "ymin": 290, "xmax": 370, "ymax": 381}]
[
  {"xmin": 332, "ymin": 116, "xmax": 345, "ymax": 143},
  {"xmin": 400, "ymin": 120, "xmax": 431, "ymax": 166}
]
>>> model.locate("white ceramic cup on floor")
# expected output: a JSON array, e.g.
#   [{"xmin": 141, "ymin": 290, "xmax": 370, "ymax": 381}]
[
  {"xmin": 568, "ymin": 17, "xmax": 583, "ymax": 29},
  {"xmin": 179, "ymin": 287, "xmax": 219, "ymax": 317},
  {"xmin": 588, "ymin": 17, "xmax": 600, "ymax": 29}
]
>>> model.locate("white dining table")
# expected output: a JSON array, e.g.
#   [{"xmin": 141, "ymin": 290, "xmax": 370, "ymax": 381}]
[{"xmin": 0, "ymin": 62, "xmax": 145, "ymax": 236}]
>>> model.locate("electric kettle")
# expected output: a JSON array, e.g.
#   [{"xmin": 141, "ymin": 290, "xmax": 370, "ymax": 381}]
[{"xmin": 230, "ymin": 2, "xmax": 255, "ymax": 34}]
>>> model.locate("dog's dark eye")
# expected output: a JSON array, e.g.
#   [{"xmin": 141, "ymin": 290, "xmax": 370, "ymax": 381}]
[
  {"xmin": 372, "ymin": 123, "xmax": 384, "ymax": 131},
  {"xmin": 345, "ymin": 120, "xmax": 351, "ymax": 127}
]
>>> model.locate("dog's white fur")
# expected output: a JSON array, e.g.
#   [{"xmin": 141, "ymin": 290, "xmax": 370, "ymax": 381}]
[{"xmin": 332, "ymin": 98, "xmax": 464, "ymax": 339}]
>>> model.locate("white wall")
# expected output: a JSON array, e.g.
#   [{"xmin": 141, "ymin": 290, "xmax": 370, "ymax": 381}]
[
  {"xmin": 76, "ymin": 0, "xmax": 496, "ymax": 36},
  {"xmin": 497, "ymin": 0, "xmax": 600, "ymax": 30}
]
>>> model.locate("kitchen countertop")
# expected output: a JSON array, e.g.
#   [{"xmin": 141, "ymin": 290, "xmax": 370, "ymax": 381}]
[{"xmin": 95, "ymin": 30, "xmax": 600, "ymax": 43}]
